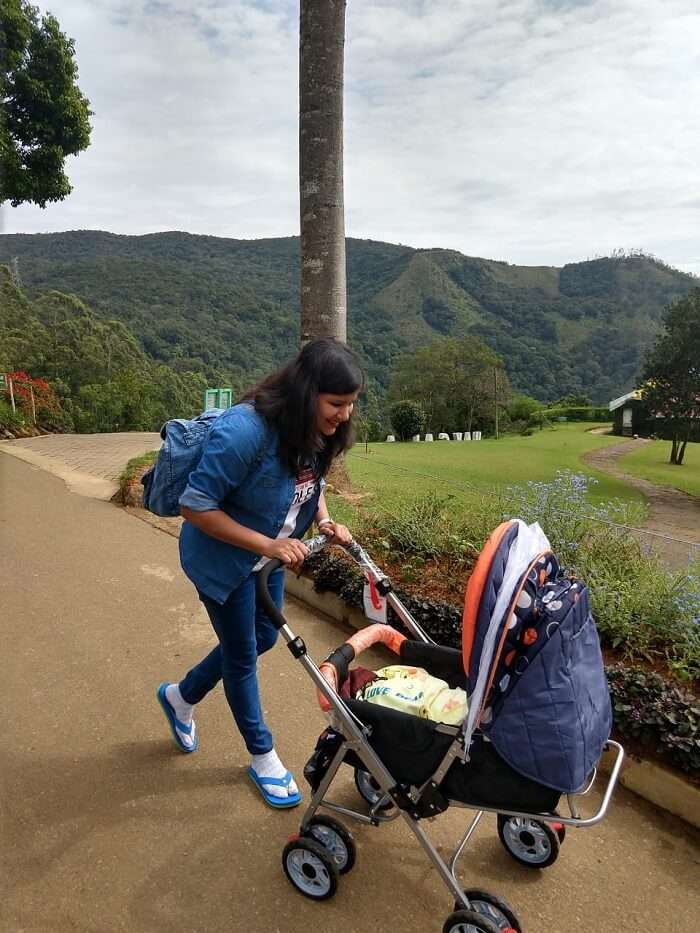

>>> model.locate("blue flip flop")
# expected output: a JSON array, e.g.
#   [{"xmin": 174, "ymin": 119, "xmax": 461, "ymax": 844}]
[
  {"xmin": 247, "ymin": 766, "xmax": 303, "ymax": 809},
  {"xmin": 157, "ymin": 683, "xmax": 198, "ymax": 753}
]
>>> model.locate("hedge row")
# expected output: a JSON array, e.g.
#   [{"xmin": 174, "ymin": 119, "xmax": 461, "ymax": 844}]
[
  {"xmin": 531, "ymin": 405, "xmax": 611, "ymax": 422},
  {"xmin": 304, "ymin": 551, "xmax": 699, "ymax": 775}
]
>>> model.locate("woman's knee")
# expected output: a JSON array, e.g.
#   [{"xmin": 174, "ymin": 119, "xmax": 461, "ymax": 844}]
[{"xmin": 256, "ymin": 627, "xmax": 278, "ymax": 655}]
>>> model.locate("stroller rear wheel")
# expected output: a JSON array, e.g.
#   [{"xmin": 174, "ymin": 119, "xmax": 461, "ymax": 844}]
[
  {"xmin": 497, "ymin": 814, "xmax": 561, "ymax": 868},
  {"xmin": 354, "ymin": 767, "xmax": 394, "ymax": 811},
  {"xmin": 282, "ymin": 837, "xmax": 339, "ymax": 900},
  {"xmin": 442, "ymin": 908, "xmax": 504, "ymax": 933},
  {"xmin": 303, "ymin": 815, "xmax": 356, "ymax": 874},
  {"xmin": 453, "ymin": 889, "xmax": 522, "ymax": 932}
]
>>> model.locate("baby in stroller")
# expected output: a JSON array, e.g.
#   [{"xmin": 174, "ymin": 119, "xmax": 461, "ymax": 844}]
[{"xmin": 256, "ymin": 519, "xmax": 625, "ymax": 933}]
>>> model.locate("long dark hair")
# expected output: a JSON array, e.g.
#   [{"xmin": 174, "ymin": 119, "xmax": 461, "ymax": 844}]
[{"xmin": 241, "ymin": 338, "xmax": 363, "ymax": 476}]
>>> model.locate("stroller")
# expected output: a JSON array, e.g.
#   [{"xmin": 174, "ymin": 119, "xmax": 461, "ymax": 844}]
[{"xmin": 256, "ymin": 520, "xmax": 625, "ymax": 933}]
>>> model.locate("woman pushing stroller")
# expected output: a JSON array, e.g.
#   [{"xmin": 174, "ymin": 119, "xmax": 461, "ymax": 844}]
[{"xmin": 157, "ymin": 338, "xmax": 361, "ymax": 808}]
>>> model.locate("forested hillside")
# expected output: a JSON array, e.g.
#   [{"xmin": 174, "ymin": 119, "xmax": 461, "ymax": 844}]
[
  {"xmin": 0, "ymin": 231, "xmax": 694, "ymax": 403},
  {"xmin": 0, "ymin": 266, "xmax": 208, "ymax": 432}
]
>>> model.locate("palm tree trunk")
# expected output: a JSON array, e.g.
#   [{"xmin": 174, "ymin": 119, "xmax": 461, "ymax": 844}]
[{"xmin": 299, "ymin": 0, "xmax": 347, "ymax": 344}]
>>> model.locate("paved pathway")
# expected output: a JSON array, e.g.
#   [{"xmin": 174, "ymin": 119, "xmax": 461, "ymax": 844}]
[
  {"xmin": 1, "ymin": 435, "xmax": 699, "ymax": 932},
  {"xmin": 582, "ymin": 438, "xmax": 700, "ymax": 567},
  {"xmin": 0, "ymin": 431, "xmax": 162, "ymax": 499}
]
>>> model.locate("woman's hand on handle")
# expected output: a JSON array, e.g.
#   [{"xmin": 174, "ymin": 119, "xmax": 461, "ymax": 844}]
[
  {"xmin": 318, "ymin": 521, "xmax": 352, "ymax": 545},
  {"xmin": 263, "ymin": 537, "xmax": 309, "ymax": 572}
]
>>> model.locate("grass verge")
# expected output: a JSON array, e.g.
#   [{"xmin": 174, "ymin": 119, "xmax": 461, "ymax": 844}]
[
  {"xmin": 618, "ymin": 439, "xmax": 700, "ymax": 498},
  {"xmin": 345, "ymin": 423, "xmax": 645, "ymax": 511},
  {"xmin": 118, "ymin": 450, "xmax": 157, "ymax": 503}
]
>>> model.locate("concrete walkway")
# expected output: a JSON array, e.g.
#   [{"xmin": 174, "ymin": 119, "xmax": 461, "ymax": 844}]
[
  {"xmin": 2, "ymin": 434, "xmax": 699, "ymax": 933},
  {"xmin": 1, "ymin": 431, "xmax": 162, "ymax": 499}
]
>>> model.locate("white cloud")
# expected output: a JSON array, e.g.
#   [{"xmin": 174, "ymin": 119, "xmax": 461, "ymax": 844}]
[{"xmin": 2, "ymin": 0, "xmax": 699, "ymax": 275}]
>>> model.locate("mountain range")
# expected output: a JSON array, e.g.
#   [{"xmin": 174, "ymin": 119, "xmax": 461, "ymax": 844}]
[{"xmin": 0, "ymin": 230, "xmax": 695, "ymax": 403}]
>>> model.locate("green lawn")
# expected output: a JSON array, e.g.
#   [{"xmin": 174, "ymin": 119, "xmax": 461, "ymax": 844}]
[
  {"xmin": 618, "ymin": 439, "xmax": 700, "ymax": 498},
  {"xmin": 336, "ymin": 423, "xmax": 645, "ymax": 517}
]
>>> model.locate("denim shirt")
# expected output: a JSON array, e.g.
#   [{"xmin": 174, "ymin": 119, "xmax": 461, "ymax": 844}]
[{"xmin": 178, "ymin": 404, "xmax": 323, "ymax": 604}]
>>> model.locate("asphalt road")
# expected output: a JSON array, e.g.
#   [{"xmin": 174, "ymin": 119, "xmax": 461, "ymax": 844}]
[{"xmin": 2, "ymin": 449, "xmax": 699, "ymax": 933}]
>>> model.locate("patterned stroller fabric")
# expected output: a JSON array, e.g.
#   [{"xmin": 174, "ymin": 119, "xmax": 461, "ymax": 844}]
[{"xmin": 463, "ymin": 520, "xmax": 612, "ymax": 794}]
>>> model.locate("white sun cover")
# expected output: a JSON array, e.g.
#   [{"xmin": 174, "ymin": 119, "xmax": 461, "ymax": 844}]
[{"xmin": 461, "ymin": 519, "xmax": 551, "ymax": 758}]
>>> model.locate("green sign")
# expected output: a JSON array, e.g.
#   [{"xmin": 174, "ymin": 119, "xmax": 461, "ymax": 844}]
[{"xmin": 204, "ymin": 387, "xmax": 233, "ymax": 411}]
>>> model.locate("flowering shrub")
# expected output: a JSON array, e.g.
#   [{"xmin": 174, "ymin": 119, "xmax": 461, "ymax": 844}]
[
  {"xmin": 350, "ymin": 471, "xmax": 699, "ymax": 681},
  {"xmin": 3, "ymin": 371, "xmax": 68, "ymax": 429},
  {"xmin": 499, "ymin": 470, "xmax": 646, "ymax": 566},
  {"xmin": 500, "ymin": 471, "xmax": 700, "ymax": 682},
  {"xmin": 348, "ymin": 470, "xmax": 700, "ymax": 681}
]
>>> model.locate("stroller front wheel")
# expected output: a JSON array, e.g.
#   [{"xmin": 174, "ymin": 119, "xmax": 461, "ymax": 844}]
[
  {"xmin": 497, "ymin": 814, "xmax": 561, "ymax": 868},
  {"xmin": 282, "ymin": 837, "xmax": 339, "ymax": 900},
  {"xmin": 304, "ymin": 815, "xmax": 356, "ymax": 874},
  {"xmin": 453, "ymin": 889, "xmax": 522, "ymax": 932},
  {"xmin": 443, "ymin": 908, "xmax": 503, "ymax": 933}
]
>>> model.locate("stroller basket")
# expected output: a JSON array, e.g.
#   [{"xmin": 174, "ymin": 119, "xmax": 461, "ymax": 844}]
[{"xmin": 256, "ymin": 524, "xmax": 624, "ymax": 932}]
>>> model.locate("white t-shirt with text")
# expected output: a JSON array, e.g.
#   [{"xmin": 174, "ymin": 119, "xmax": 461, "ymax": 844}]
[{"xmin": 253, "ymin": 465, "xmax": 317, "ymax": 571}]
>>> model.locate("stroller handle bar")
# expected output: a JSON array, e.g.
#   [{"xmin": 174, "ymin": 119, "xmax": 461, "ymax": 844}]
[
  {"xmin": 256, "ymin": 533, "xmax": 330, "ymax": 629},
  {"xmin": 256, "ymin": 534, "xmax": 433, "ymax": 643}
]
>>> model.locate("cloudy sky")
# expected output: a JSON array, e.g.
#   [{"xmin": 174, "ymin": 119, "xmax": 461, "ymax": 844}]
[{"xmin": 3, "ymin": 0, "xmax": 699, "ymax": 274}]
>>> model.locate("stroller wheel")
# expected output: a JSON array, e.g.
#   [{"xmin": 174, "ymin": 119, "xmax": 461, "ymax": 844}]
[
  {"xmin": 443, "ymin": 908, "xmax": 503, "ymax": 933},
  {"xmin": 354, "ymin": 768, "xmax": 393, "ymax": 811},
  {"xmin": 304, "ymin": 815, "xmax": 357, "ymax": 874},
  {"xmin": 453, "ymin": 889, "xmax": 522, "ymax": 932},
  {"xmin": 282, "ymin": 837, "xmax": 339, "ymax": 900},
  {"xmin": 497, "ymin": 814, "xmax": 561, "ymax": 868}
]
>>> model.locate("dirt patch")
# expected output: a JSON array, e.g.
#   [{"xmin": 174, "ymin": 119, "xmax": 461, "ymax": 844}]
[
  {"xmin": 582, "ymin": 439, "xmax": 700, "ymax": 568},
  {"xmin": 325, "ymin": 456, "xmax": 372, "ymax": 506}
]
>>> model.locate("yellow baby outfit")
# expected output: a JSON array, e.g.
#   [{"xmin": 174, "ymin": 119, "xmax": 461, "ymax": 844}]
[{"xmin": 357, "ymin": 665, "xmax": 468, "ymax": 726}]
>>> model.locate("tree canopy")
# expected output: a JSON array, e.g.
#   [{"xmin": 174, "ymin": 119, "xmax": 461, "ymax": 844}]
[
  {"xmin": 389, "ymin": 400, "xmax": 425, "ymax": 441},
  {"xmin": 0, "ymin": 0, "xmax": 92, "ymax": 207},
  {"xmin": 642, "ymin": 288, "xmax": 700, "ymax": 465},
  {"xmin": 388, "ymin": 336, "xmax": 509, "ymax": 435},
  {"xmin": 0, "ymin": 266, "xmax": 208, "ymax": 432}
]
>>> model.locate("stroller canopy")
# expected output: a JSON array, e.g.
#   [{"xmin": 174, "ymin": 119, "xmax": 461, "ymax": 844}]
[{"xmin": 460, "ymin": 520, "xmax": 612, "ymax": 794}]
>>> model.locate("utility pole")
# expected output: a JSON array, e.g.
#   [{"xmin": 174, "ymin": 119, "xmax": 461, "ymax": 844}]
[{"xmin": 493, "ymin": 367, "xmax": 499, "ymax": 440}]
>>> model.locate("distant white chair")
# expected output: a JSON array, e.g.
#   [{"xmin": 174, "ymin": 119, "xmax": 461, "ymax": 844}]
[
  {"xmin": 473, "ymin": 431, "xmax": 482, "ymax": 441},
  {"xmin": 411, "ymin": 434, "xmax": 421, "ymax": 442},
  {"xmin": 452, "ymin": 432, "xmax": 463, "ymax": 441},
  {"xmin": 464, "ymin": 432, "xmax": 471, "ymax": 441},
  {"xmin": 438, "ymin": 432, "xmax": 450, "ymax": 440},
  {"xmin": 424, "ymin": 433, "xmax": 434, "ymax": 442},
  {"xmin": 386, "ymin": 435, "xmax": 395, "ymax": 442}
]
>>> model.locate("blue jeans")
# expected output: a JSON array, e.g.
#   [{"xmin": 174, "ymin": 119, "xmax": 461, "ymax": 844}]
[{"xmin": 178, "ymin": 568, "xmax": 285, "ymax": 755}]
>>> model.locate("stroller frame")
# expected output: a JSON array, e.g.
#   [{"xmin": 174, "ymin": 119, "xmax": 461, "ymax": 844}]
[{"xmin": 257, "ymin": 535, "xmax": 625, "ymax": 918}]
